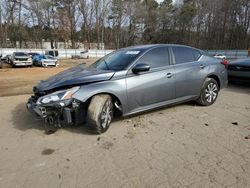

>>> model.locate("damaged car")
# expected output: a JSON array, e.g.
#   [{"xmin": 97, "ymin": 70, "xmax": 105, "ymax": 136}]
[{"xmin": 27, "ymin": 44, "xmax": 228, "ymax": 134}]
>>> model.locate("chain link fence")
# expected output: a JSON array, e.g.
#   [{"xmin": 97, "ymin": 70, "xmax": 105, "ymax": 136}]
[
  {"xmin": 0, "ymin": 48, "xmax": 114, "ymax": 59},
  {"xmin": 1, "ymin": 48, "xmax": 249, "ymax": 60},
  {"xmin": 205, "ymin": 50, "xmax": 248, "ymax": 59}
]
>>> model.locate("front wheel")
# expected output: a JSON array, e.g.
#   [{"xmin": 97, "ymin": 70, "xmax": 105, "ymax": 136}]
[
  {"xmin": 86, "ymin": 94, "xmax": 113, "ymax": 134},
  {"xmin": 196, "ymin": 78, "xmax": 219, "ymax": 106}
]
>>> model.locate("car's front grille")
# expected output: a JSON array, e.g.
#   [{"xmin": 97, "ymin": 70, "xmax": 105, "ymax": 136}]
[{"xmin": 16, "ymin": 58, "xmax": 28, "ymax": 61}]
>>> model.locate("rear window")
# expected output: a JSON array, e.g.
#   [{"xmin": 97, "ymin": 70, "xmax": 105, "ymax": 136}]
[{"xmin": 172, "ymin": 47, "xmax": 201, "ymax": 64}]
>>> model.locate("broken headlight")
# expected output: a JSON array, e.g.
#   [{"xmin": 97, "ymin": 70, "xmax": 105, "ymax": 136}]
[{"xmin": 37, "ymin": 86, "xmax": 80, "ymax": 104}]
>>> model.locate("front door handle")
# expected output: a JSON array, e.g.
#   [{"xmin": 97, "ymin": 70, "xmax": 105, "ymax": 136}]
[
  {"xmin": 200, "ymin": 64, "xmax": 206, "ymax": 69},
  {"xmin": 166, "ymin": 73, "xmax": 174, "ymax": 78}
]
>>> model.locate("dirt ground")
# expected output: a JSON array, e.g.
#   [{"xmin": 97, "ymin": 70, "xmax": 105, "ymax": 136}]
[
  {"xmin": 0, "ymin": 61, "xmax": 250, "ymax": 188},
  {"xmin": 0, "ymin": 58, "xmax": 97, "ymax": 97}
]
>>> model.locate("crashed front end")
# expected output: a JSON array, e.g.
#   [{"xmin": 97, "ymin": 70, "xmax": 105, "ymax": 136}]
[{"xmin": 27, "ymin": 86, "xmax": 86, "ymax": 127}]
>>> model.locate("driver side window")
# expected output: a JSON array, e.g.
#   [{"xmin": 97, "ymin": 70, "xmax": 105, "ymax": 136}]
[{"xmin": 136, "ymin": 47, "xmax": 170, "ymax": 69}]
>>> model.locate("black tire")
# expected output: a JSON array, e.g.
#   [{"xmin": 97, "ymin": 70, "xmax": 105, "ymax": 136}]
[
  {"xmin": 196, "ymin": 78, "xmax": 219, "ymax": 106},
  {"xmin": 86, "ymin": 94, "xmax": 113, "ymax": 134}
]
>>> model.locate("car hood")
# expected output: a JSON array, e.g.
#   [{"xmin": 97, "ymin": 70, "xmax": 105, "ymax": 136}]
[
  {"xmin": 15, "ymin": 56, "xmax": 30, "ymax": 58},
  {"xmin": 35, "ymin": 64, "xmax": 115, "ymax": 92}
]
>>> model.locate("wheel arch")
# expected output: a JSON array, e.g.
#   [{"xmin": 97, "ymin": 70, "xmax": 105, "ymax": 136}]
[
  {"xmin": 87, "ymin": 92, "xmax": 124, "ymax": 116},
  {"xmin": 207, "ymin": 74, "xmax": 221, "ymax": 89}
]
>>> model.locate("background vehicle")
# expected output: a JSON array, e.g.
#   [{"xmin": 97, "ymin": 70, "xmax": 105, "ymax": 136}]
[
  {"xmin": 27, "ymin": 44, "xmax": 228, "ymax": 134},
  {"xmin": 228, "ymin": 59, "xmax": 250, "ymax": 82},
  {"xmin": 72, "ymin": 50, "xmax": 89, "ymax": 59},
  {"xmin": 0, "ymin": 56, "xmax": 2, "ymax": 69},
  {"xmin": 10, "ymin": 52, "xmax": 33, "ymax": 67},
  {"xmin": 45, "ymin": 50, "xmax": 59, "ymax": 57},
  {"xmin": 28, "ymin": 52, "xmax": 39, "ymax": 58},
  {"xmin": 33, "ymin": 54, "xmax": 58, "ymax": 67},
  {"xmin": 214, "ymin": 54, "xmax": 227, "ymax": 59},
  {"xmin": 0, "ymin": 54, "xmax": 11, "ymax": 64}
]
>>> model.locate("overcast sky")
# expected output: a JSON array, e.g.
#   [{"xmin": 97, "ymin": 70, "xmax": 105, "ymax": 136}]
[
  {"xmin": 156, "ymin": 0, "xmax": 164, "ymax": 3},
  {"xmin": 156, "ymin": 0, "xmax": 177, "ymax": 4}
]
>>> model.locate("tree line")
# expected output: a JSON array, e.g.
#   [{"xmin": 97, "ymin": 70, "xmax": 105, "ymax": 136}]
[{"xmin": 0, "ymin": 0, "xmax": 250, "ymax": 50}]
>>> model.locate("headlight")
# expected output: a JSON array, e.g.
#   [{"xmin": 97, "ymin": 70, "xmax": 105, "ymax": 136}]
[{"xmin": 37, "ymin": 86, "xmax": 80, "ymax": 104}]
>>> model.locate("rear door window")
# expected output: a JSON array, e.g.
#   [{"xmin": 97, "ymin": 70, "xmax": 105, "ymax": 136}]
[
  {"xmin": 137, "ymin": 47, "xmax": 170, "ymax": 69},
  {"xmin": 172, "ymin": 46, "xmax": 201, "ymax": 64}
]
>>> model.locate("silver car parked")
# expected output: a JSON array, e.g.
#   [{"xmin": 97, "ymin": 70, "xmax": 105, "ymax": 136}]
[{"xmin": 27, "ymin": 44, "xmax": 228, "ymax": 134}]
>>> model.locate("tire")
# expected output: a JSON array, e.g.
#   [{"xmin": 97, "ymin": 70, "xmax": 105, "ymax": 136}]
[
  {"xmin": 196, "ymin": 78, "xmax": 219, "ymax": 106},
  {"xmin": 86, "ymin": 94, "xmax": 113, "ymax": 134}
]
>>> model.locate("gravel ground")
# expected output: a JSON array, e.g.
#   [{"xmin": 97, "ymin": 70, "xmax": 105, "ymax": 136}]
[
  {"xmin": 0, "ymin": 83, "xmax": 249, "ymax": 188},
  {"xmin": 0, "ymin": 60, "xmax": 250, "ymax": 187}
]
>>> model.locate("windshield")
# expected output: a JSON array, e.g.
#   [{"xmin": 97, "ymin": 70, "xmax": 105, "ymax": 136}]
[
  {"xmin": 14, "ymin": 52, "xmax": 28, "ymax": 56},
  {"xmin": 90, "ymin": 49, "xmax": 144, "ymax": 71}
]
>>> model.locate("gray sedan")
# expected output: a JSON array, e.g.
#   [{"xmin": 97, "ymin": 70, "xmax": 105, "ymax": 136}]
[{"xmin": 27, "ymin": 44, "xmax": 228, "ymax": 134}]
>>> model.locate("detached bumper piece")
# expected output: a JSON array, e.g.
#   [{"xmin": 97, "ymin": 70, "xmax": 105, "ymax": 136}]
[{"xmin": 27, "ymin": 97, "xmax": 86, "ymax": 127}]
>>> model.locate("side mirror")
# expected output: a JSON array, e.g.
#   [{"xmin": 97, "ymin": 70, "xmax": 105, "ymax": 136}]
[{"xmin": 132, "ymin": 63, "xmax": 150, "ymax": 74}]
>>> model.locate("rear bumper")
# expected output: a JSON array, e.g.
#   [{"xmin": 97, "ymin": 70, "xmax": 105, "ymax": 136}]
[{"xmin": 219, "ymin": 69, "xmax": 228, "ymax": 89}]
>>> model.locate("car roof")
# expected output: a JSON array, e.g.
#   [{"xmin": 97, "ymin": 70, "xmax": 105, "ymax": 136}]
[{"xmin": 123, "ymin": 44, "xmax": 201, "ymax": 51}]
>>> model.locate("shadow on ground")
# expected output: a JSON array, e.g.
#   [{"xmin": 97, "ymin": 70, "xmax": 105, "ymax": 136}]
[
  {"xmin": 227, "ymin": 81, "xmax": 250, "ymax": 94},
  {"xmin": 12, "ymin": 102, "xmax": 44, "ymax": 131}
]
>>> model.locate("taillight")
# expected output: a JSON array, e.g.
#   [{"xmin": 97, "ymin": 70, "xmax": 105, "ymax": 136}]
[{"xmin": 220, "ymin": 59, "xmax": 229, "ymax": 68}]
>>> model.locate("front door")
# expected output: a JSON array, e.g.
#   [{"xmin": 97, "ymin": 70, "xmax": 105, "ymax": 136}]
[{"xmin": 126, "ymin": 47, "xmax": 175, "ymax": 113}]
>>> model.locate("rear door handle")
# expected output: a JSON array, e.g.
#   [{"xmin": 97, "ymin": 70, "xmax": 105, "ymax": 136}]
[
  {"xmin": 200, "ymin": 64, "xmax": 206, "ymax": 69},
  {"xmin": 166, "ymin": 73, "xmax": 174, "ymax": 78}
]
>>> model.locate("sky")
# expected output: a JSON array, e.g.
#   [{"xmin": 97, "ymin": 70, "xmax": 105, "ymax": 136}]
[{"xmin": 156, "ymin": 0, "xmax": 178, "ymax": 4}]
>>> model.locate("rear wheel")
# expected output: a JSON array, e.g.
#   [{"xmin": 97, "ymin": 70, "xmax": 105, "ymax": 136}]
[
  {"xmin": 197, "ymin": 78, "xmax": 219, "ymax": 106},
  {"xmin": 86, "ymin": 94, "xmax": 113, "ymax": 134}
]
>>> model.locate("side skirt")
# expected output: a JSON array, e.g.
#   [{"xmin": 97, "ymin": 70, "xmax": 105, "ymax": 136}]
[{"xmin": 123, "ymin": 95, "xmax": 198, "ymax": 117}]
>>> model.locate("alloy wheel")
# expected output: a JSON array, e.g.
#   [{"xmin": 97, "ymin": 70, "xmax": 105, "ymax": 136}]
[
  {"xmin": 101, "ymin": 100, "xmax": 113, "ymax": 128},
  {"xmin": 205, "ymin": 83, "xmax": 218, "ymax": 103}
]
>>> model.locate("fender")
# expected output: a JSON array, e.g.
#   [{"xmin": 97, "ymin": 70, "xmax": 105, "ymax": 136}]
[{"xmin": 72, "ymin": 79, "xmax": 128, "ymax": 113}]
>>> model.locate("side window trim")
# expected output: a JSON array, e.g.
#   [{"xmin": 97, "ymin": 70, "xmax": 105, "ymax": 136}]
[{"xmin": 169, "ymin": 47, "xmax": 176, "ymax": 65}]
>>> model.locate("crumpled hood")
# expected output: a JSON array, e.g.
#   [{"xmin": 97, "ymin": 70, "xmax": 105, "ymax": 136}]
[{"xmin": 36, "ymin": 64, "xmax": 115, "ymax": 92}]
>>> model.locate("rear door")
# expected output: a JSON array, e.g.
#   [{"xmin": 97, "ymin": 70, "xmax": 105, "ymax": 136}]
[
  {"xmin": 171, "ymin": 46, "xmax": 209, "ymax": 98},
  {"xmin": 126, "ymin": 47, "xmax": 175, "ymax": 112}
]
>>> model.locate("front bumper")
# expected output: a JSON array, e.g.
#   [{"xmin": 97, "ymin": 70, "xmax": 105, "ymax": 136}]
[
  {"xmin": 27, "ymin": 97, "xmax": 45, "ymax": 119},
  {"xmin": 42, "ymin": 61, "xmax": 58, "ymax": 67},
  {"xmin": 13, "ymin": 61, "xmax": 32, "ymax": 66},
  {"xmin": 27, "ymin": 96, "xmax": 86, "ymax": 127}
]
